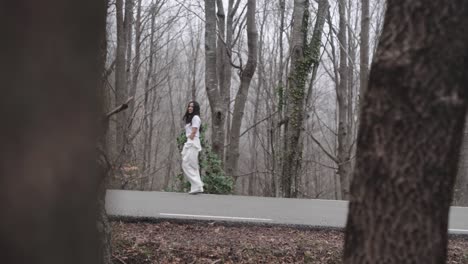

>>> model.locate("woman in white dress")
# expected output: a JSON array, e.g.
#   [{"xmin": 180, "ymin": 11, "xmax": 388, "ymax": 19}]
[{"xmin": 181, "ymin": 101, "xmax": 204, "ymax": 194}]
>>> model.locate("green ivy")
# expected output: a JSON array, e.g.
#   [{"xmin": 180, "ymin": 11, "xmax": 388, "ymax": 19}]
[{"xmin": 174, "ymin": 125, "xmax": 233, "ymax": 194}]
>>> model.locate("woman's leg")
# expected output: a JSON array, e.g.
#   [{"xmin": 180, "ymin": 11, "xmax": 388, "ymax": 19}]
[{"xmin": 182, "ymin": 146, "xmax": 204, "ymax": 192}]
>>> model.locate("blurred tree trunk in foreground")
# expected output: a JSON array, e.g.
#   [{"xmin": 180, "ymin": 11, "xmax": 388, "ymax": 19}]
[
  {"xmin": 0, "ymin": 1, "xmax": 106, "ymax": 263},
  {"xmin": 344, "ymin": 1, "xmax": 468, "ymax": 263}
]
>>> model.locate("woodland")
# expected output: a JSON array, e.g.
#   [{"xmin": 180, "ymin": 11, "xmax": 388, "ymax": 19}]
[
  {"xmin": 2, "ymin": 0, "xmax": 468, "ymax": 263},
  {"xmin": 103, "ymin": 0, "xmax": 467, "ymax": 205}
]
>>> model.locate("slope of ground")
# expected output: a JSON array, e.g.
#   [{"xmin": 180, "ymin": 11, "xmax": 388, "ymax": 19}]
[{"xmin": 111, "ymin": 221, "xmax": 468, "ymax": 264}]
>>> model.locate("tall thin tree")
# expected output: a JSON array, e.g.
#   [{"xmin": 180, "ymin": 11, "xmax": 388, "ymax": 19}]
[
  {"xmin": 115, "ymin": 0, "xmax": 129, "ymax": 157},
  {"xmin": 454, "ymin": 116, "xmax": 468, "ymax": 205},
  {"xmin": 204, "ymin": 0, "xmax": 225, "ymax": 160},
  {"xmin": 225, "ymin": 0, "xmax": 258, "ymax": 183},
  {"xmin": 360, "ymin": 0, "xmax": 370, "ymax": 100},
  {"xmin": 336, "ymin": 0, "xmax": 351, "ymax": 200}
]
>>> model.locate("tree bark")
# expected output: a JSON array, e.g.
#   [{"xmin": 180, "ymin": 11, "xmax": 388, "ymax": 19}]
[
  {"xmin": 454, "ymin": 115, "xmax": 468, "ymax": 206},
  {"xmin": 222, "ymin": 0, "xmax": 240, "ymax": 166},
  {"xmin": 360, "ymin": 0, "xmax": 370, "ymax": 101},
  {"xmin": 125, "ymin": 0, "xmax": 134, "ymax": 89},
  {"xmin": 0, "ymin": 0, "xmax": 106, "ymax": 262},
  {"xmin": 281, "ymin": 0, "xmax": 308, "ymax": 198},
  {"xmin": 128, "ymin": 0, "xmax": 142, "ymax": 117},
  {"xmin": 164, "ymin": 75, "xmax": 177, "ymax": 190},
  {"xmin": 204, "ymin": 0, "xmax": 225, "ymax": 161},
  {"xmin": 115, "ymin": 0, "xmax": 129, "ymax": 157},
  {"xmin": 189, "ymin": 21, "xmax": 202, "ymax": 101},
  {"xmin": 344, "ymin": 1, "xmax": 468, "ymax": 263},
  {"xmin": 248, "ymin": 0, "xmax": 268, "ymax": 196},
  {"xmin": 281, "ymin": 0, "xmax": 328, "ymax": 198},
  {"xmin": 336, "ymin": 0, "xmax": 351, "ymax": 200},
  {"xmin": 347, "ymin": 1, "xmax": 357, "ymax": 143},
  {"xmin": 215, "ymin": 0, "xmax": 232, "ymax": 165},
  {"xmin": 141, "ymin": 7, "xmax": 156, "ymax": 178},
  {"xmin": 274, "ymin": 0, "xmax": 287, "ymax": 197},
  {"xmin": 225, "ymin": 0, "xmax": 258, "ymax": 183},
  {"xmin": 97, "ymin": 2, "xmax": 113, "ymax": 263}
]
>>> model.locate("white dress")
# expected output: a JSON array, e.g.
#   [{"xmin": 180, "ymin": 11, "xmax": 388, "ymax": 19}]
[{"xmin": 181, "ymin": 115, "xmax": 204, "ymax": 193}]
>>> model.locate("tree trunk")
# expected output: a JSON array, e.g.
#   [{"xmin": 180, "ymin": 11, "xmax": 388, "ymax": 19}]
[
  {"xmin": 454, "ymin": 114, "xmax": 468, "ymax": 206},
  {"xmin": 0, "ymin": 0, "xmax": 106, "ymax": 262},
  {"xmin": 189, "ymin": 21, "xmax": 202, "ymax": 101},
  {"xmin": 360, "ymin": 0, "xmax": 370, "ymax": 101},
  {"xmin": 143, "ymin": 84, "xmax": 159, "ymax": 190},
  {"xmin": 205, "ymin": 0, "xmax": 225, "ymax": 161},
  {"xmin": 122, "ymin": 0, "xmax": 133, "ymax": 161},
  {"xmin": 115, "ymin": 0, "xmax": 129, "ymax": 158},
  {"xmin": 97, "ymin": 170, "xmax": 112, "ymax": 264},
  {"xmin": 221, "ymin": 0, "xmax": 239, "ymax": 166},
  {"xmin": 274, "ymin": 0, "xmax": 286, "ymax": 197},
  {"xmin": 281, "ymin": 0, "xmax": 308, "ymax": 198},
  {"xmin": 216, "ymin": 0, "xmax": 230, "ymax": 164},
  {"xmin": 225, "ymin": 0, "xmax": 258, "ymax": 183},
  {"xmin": 164, "ymin": 75, "xmax": 177, "ymax": 190},
  {"xmin": 97, "ymin": 2, "xmax": 113, "ymax": 263},
  {"xmin": 336, "ymin": 0, "xmax": 351, "ymax": 200},
  {"xmin": 128, "ymin": 0, "xmax": 142, "ymax": 117},
  {"xmin": 281, "ymin": 0, "xmax": 328, "ymax": 198},
  {"xmin": 97, "ymin": 132, "xmax": 112, "ymax": 264},
  {"xmin": 125, "ymin": 0, "xmax": 134, "ymax": 90},
  {"xmin": 141, "ymin": 8, "xmax": 156, "ymax": 178},
  {"xmin": 344, "ymin": 1, "xmax": 468, "ymax": 263},
  {"xmin": 248, "ymin": 90, "xmax": 261, "ymax": 195},
  {"xmin": 248, "ymin": 0, "xmax": 268, "ymax": 196},
  {"xmin": 347, "ymin": 1, "xmax": 357, "ymax": 143}
]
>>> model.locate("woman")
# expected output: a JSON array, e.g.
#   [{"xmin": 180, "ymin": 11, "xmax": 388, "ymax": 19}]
[{"xmin": 181, "ymin": 101, "xmax": 204, "ymax": 194}]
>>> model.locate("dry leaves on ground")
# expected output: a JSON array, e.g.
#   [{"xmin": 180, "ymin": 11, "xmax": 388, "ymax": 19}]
[{"xmin": 111, "ymin": 221, "xmax": 468, "ymax": 264}]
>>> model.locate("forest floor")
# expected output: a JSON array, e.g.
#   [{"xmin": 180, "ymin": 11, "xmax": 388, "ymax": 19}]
[{"xmin": 111, "ymin": 220, "xmax": 468, "ymax": 264}]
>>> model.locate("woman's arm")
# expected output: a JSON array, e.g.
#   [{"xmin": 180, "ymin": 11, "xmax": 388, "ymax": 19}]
[
  {"xmin": 189, "ymin": 115, "xmax": 201, "ymax": 140},
  {"xmin": 189, "ymin": 127, "xmax": 198, "ymax": 140}
]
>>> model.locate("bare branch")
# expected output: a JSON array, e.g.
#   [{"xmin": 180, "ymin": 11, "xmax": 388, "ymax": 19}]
[
  {"xmin": 304, "ymin": 158, "xmax": 338, "ymax": 170},
  {"xmin": 105, "ymin": 97, "xmax": 134, "ymax": 119},
  {"xmin": 224, "ymin": 110, "xmax": 279, "ymax": 148},
  {"xmin": 174, "ymin": 0, "xmax": 205, "ymax": 22},
  {"xmin": 305, "ymin": 130, "xmax": 339, "ymax": 164},
  {"xmin": 103, "ymin": 59, "xmax": 116, "ymax": 79}
]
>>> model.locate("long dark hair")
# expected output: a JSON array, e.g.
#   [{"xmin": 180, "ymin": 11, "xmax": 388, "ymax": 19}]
[{"xmin": 183, "ymin": 101, "xmax": 201, "ymax": 125}]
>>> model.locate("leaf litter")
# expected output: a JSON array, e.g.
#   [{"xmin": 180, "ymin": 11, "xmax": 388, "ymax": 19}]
[{"xmin": 111, "ymin": 221, "xmax": 468, "ymax": 264}]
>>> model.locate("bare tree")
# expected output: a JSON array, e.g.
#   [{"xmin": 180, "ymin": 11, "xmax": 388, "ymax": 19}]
[
  {"xmin": 281, "ymin": 0, "xmax": 328, "ymax": 198},
  {"xmin": 97, "ymin": 3, "xmax": 113, "ymax": 264},
  {"xmin": 115, "ymin": 0, "xmax": 129, "ymax": 155},
  {"xmin": 128, "ymin": 0, "xmax": 143, "ymax": 116},
  {"xmin": 360, "ymin": 0, "xmax": 370, "ymax": 99},
  {"xmin": 248, "ymin": 0, "xmax": 270, "ymax": 196},
  {"xmin": 225, "ymin": 0, "xmax": 258, "ymax": 183},
  {"xmin": 455, "ymin": 116, "xmax": 468, "ymax": 206},
  {"xmin": 164, "ymin": 75, "xmax": 177, "ymax": 190},
  {"xmin": 270, "ymin": 0, "xmax": 288, "ymax": 197},
  {"xmin": 139, "ymin": 4, "xmax": 158, "ymax": 186},
  {"xmin": 102, "ymin": 0, "xmax": 389, "ymax": 198},
  {"xmin": 204, "ymin": 0, "xmax": 227, "ymax": 161},
  {"xmin": 216, "ymin": 0, "xmax": 241, "ymax": 164},
  {"xmin": 184, "ymin": 20, "xmax": 203, "ymax": 101},
  {"xmin": 125, "ymin": 0, "xmax": 134, "ymax": 90},
  {"xmin": 335, "ymin": 0, "xmax": 352, "ymax": 200},
  {"xmin": 344, "ymin": 0, "xmax": 468, "ymax": 262}
]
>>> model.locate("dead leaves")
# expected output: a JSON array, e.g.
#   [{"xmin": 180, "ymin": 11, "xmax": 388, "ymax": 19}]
[{"xmin": 111, "ymin": 221, "xmax": 468, "ymax": 264}]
